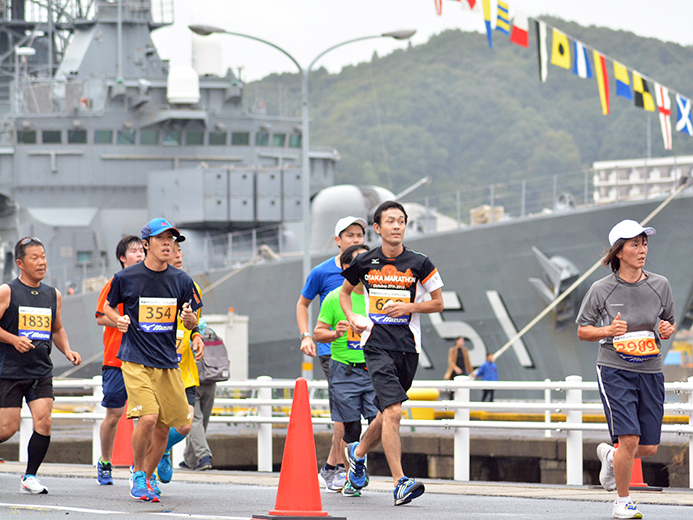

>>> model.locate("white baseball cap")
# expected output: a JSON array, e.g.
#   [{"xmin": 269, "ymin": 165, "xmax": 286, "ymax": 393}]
[
  {"xmin": 608, "ymin": 219, "xmax": 655, "ymax": 246},
  {"xmin": 334, "ymin": 216, "xmax": 367, "ymax": 238}
]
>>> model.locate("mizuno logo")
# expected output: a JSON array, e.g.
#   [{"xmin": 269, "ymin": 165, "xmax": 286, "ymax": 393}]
[
  {"xmin": 371, "ymin": 259, "xmax": 379, "ymax": 264},
  {"xmin": 140, "ymin": 323, "xmax": 173, "ymax": 332}
]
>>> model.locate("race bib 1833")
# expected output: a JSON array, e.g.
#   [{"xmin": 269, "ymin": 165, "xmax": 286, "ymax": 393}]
[
  {"xmin": 612, "ymin": 330, "xmax": 659, "ymax": 363},
  {"xmin": 18, "ymin": 306, "xmax": 52, "ymax": 341},
  {"xmin": 368, "ymin": 288, "xmax": 411, "ymax": 325},
  {"xmin": 138, "ymin": 297, "xmax": 176, "ymax": 333}
]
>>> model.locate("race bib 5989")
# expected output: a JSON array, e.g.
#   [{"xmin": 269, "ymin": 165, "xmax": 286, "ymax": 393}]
[
  {"xmin": 138, "ymin": 297, "xmax": 176, "ymax": 333},
  {"xmin": 612, "ymin": 331, "xmax": 659, "ymax": 363}
]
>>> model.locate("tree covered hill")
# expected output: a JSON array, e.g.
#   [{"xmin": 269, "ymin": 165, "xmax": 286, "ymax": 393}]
[{"xmin": 243, "ymin": 16, "xmax": 693, "ymax": 199}]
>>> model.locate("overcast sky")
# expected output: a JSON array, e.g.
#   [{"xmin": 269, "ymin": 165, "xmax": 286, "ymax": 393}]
[{"xmin": 151, "ymin": 0, "xmax": 693, "ymax": 82}]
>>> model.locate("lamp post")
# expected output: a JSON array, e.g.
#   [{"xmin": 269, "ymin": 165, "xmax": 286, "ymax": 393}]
[{"xmin": 189, "ymin": 25, "xmax": 416, "ymax": 379}]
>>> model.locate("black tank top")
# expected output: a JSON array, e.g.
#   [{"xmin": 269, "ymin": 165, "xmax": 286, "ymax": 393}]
[
  {"xmin": 0, "ymin": 278, "xmax": 57, "ymax": 379},
  {"xmin": 456, "ymin": 348, "xmax": 468, "ymax": 375}
]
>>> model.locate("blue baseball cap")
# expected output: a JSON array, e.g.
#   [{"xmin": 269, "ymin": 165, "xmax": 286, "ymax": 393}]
[{"xmin": 141, "ymin": 218, "xmax": 181, "ymax": 240}]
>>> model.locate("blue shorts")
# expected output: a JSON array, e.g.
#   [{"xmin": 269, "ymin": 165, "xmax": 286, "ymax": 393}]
[
  {"xmin": 328, "ymin": 359, "xmax": 378, "ymax": 423},
  {"xmin": 597, "ymin": 365, "xmax": 664, "ymax": 446},
  {"xmin": 102, "ymin": 366, "xmax": 127, "ymax": 409}
]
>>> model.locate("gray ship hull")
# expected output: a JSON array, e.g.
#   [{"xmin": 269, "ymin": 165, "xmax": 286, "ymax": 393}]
[{"xmin": 188, "ymin": 192, "xmax": 693, "ymax": 383}]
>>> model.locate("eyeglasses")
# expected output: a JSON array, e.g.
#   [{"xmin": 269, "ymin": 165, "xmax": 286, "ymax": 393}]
[{"xmin": 20, "ymin": 237, "xmax": 42, "ymax": 246}]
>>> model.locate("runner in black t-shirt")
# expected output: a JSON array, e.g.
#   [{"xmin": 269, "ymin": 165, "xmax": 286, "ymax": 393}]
[{"xmin": 340, "ymin": 201, "xmax": 444, "ymax": 506}]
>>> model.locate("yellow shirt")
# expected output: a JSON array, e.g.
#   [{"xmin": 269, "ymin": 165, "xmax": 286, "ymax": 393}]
[{"xmin": 177, "ymin": 282, "xmax": 201, "ymax": 388}]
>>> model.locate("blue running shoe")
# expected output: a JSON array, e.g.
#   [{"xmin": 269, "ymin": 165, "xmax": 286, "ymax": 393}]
[
  {"xmin": 393, "ymin": 476, "xmax": 424, "ymax": 506},
  {"xmin": 157, "ymin": 450, "xmax": 173, "ymax": 483},
  {"xmin": 344, "ymin": 442, "xmax": 367, "ymax": 490},
  {"xmin": 97, "ymin": 458, "xmax": 113, "ymax": 485},
  {"xmin": 148, "ymin": 473, "xmax": 161, "ymax": 496},
  {"xmin": 130, "ymin": 471, "xmax": 159, "ymax": 502}
]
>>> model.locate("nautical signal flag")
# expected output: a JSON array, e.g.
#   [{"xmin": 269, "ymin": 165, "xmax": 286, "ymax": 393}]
[
  {"xmin": 482, "ymin": 0, "xmax": 495, "ymax": 48},
  {"xmin": 613, "ymin": 62, "xmax": 632, "ymax": 100},
  {"xmin": 496, "ymin": 0, "xmax": 510, "ymax": 35},
  {"xmin": 593, "ymin": 51, "xmax": 609, "ymax": 115},
  {"xmin": 510, "ymin": 11, "xmax": 529, "ymax": 47},
  {"xmin": 536, "ymin": 20, "xmax": 548, "ymax": 83},
  {"xmin": 676, "ymin": 94, "xmax": 693, "ymax": 136},
  {"xmin": 550, "ymin": 29, "xmax": 571, "ymax": 69},
  {"xmin": 633, "ymin": 72, "xmax": 655, "ymax": 111},
  {"xmin": 572, "ymin": 41, "xmax": 592, "ymax": 79},
  {"xmin": 655, "ymin": 83, "xmax": 672, "ymax": 150}
]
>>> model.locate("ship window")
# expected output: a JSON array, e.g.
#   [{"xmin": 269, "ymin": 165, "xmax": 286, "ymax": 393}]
[
  {"xmin": 163, "ymin": 131, "xmax": 181, "ymax": 147},
  {"xmin": 42, "ymin": 130, "xmax": 62, "ymax": 144},
  {"xmin": 289, "ymin": 134, "xmax": 302, "ymax": 148},
  {"xmin": 94, "ymin": 130, "xmax": 113, "ymax": 144},
  {"xmin": 272, "ymin": 133, "xmax": 286, "ymax": 147},
  {"xmin": 68, "ymin": 130, "xmax": 87, "ymax": 144},
  {"xmin": 117, "ymin": 130, "xmax": 136, "ymax": 145},
  {"xmin": 76, "ymin": 251, "xmax": 93, "ymax": 264},
  {"xmin": 186, "ymin": 131, "xmax": 204, "ymax": 146},
  {"xmin": 209, "ymin": 132, "xmax": 227, "ymax": 145},
  {"xmin": 232, "ymin": 132, "xmax": 250, "ymax": 146},
  {"xmin": 17, "ymin": 131, "xmax": 36, "ymax": 144},
  {"xmin": 255, "ymin": 132, "xmax": 269, "ymax": 146},
  {"xmin": 140, "ymin": 130, "xmax": 159, "ymax": 145}
]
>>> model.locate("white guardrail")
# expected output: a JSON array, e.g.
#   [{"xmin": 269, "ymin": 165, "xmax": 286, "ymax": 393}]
[{"xmin": 19, "ymin": 375, "xmax": 693, "ymax": 487}]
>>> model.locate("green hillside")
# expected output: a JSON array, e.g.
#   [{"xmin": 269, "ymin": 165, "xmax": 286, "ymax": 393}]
[{"xmin": 243, "ymin": 16, "xmax": 693, "ymax": 202}]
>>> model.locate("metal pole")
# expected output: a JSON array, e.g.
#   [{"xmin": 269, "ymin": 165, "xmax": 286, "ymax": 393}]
[
  {"xmin": 565, "ymin": 375, "xmax": 583, "ymax": 485},
  {"xmin": 453, "ymin": 376, "xmax": 470, "ymax": 481},
  {"xmin": 544, "ymin": 379, "xmax": 551, "ymax": 438},
  {"xmin": 301, "ymin": 69, "xmax": 313, "ymax": 380},
  {"xmin": 257, "ymin": 376, "xmax": 273, "ymax": 471}
]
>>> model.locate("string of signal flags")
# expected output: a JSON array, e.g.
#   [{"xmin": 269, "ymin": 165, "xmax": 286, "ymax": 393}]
[{"xmin": 433, "ymin": 0, "xmax": 693, "ymax": 151}]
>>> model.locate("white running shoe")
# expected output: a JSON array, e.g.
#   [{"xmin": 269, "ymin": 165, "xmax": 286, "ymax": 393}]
[
  {"xmin": 612, "ymin": 500, "xmax": 642, "ymax": 519},
  {"xmin": 20, "ymin": 475, "xmax": 48, "ymax": 494},
  {"xmin": 597, "ymin": 443, "xmax": 617, "ymax": 491}
]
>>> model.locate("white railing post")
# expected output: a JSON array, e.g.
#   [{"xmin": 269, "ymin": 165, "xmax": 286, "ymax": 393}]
[
  {"xmin": 544, "ymin": 379, "xmax": 551, "ymax": 438},
  {"xmin": 92, "ymin": 376, "xmax": 104, "ymax": 466},
  {"xmin": 257, "ymin": 376, "xmax": 273, "ymax": 472},
  {"xmin": 453, "ymin": 376, "xmax": 470, "ymax": 481},
  {"xmin": 19, "ymin": 402, "xmax": 32, "ymax": 463},
  {"xmin": 565, "ymin": 375, "xmax": 583, "ymax": 485},
  {"xmin": 689, "ymin": 376, "xmax": 693, "ymax": 489}
]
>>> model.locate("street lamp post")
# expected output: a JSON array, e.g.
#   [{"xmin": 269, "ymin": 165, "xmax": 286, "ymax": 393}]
[{"xmin": 189, "ymin": 25, "xmax": 415, "ymax": 379}]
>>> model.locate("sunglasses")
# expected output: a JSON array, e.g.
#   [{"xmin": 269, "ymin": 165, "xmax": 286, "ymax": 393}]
[{"xmin": 20, "ymin": 237, "xmax": 43, "ymax": 246}]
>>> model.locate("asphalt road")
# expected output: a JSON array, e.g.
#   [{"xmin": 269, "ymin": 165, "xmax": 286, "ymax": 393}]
[{"xmin": 1, "ymin": 464, "xmax": 693, "ymax": 520}]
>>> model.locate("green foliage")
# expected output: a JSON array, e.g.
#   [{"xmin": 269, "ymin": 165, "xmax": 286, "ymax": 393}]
[{"xmin": 243, "ymin": 17, "xmax": 693, "ymax": 196}]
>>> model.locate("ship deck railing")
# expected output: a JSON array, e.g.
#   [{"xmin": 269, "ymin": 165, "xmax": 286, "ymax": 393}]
[{"xmin": 16, "ymin": 375, "xmax": 693, "ymax": 487}]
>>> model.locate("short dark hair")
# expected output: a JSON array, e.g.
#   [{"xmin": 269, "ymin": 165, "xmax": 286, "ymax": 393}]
[
  {"xmin": 601, "ymin": 232, "xmax": 648, "ymax": 273},
  {"xmin": 374, "ymin": 201, "xmax": 407, "ymax": 226},
  {"xmin": 15, "ymin": 237, "xmax": 44, "ymax": 262},
  {"xmin": 340, "ymin": 244, "xmax": 370, "ymax": 268},
  {"xmin": 116, "ymin": 235, "xmax": 142, "ymax": 268}
]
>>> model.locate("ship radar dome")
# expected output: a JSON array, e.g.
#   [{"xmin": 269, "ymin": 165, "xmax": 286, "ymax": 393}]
[{"xmin": 167, "ymin": 64, "xmax": 201, "ymax": 104}]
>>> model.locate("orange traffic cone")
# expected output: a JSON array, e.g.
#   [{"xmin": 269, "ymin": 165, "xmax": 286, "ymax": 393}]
[
  {"xmin": 253, "ymin": 378, "xmax": 345, "ymax": 520},
  {"xmin": 110, "ymin": 406, "xmax": 133, "ymax": 467},
  {"xmin": 629, "ymin": 458, "xmax": 648, "ymax": 488}
]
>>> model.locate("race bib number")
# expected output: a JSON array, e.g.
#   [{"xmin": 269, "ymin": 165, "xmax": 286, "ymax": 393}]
[
  {"xmin": 139, "ymin": 297, "xmax": 176, "ymax": 333},
  {"xmin": 346, "ymin": 327, "xmax": 362, "ymax": 350},
  {"xmin": 368, "ymin": 288, "xmax": 411, "ymax": 325},
  {"xmin": 176, "ymin": 329, "xmax": 185, "ymax": 362},
  {"xmin": 612, "ymin": 331, "xmax": 659, "ymax": 363},
  {"xmin": 18, "ymin": 306, "xmax": 52, "ymax": 341}
]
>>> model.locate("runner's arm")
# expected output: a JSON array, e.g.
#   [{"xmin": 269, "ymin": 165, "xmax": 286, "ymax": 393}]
[
  {"xmin": 296, "ymin": 295, "xmax": 316, "ymax": 356},
  {"xmin": 0, "ymin": 284, "xmax": 34, "ymax": 353}
]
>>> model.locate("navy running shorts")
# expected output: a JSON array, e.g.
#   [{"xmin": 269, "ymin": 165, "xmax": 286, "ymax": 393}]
[
  {"xmin": 328, "ymin": 359, "xmax": 378, "ymax": 423},
  {"xmin": 363, "ymin": 345, "xmax": 418, "ymax": 412},
  {"xmin": 185, "ymin": 386, "xmax": 197, "ymax": 407},
  {"xmin": 101, "ymin": 366, "xmax": 127, "ymax": 409},
  {"xmin": 0, "ymin": 377, "xmax": 53, "ymax": 408},
  {"xmin": 597, "ymin": 365, "xmax": 665, "ymax": 446}
]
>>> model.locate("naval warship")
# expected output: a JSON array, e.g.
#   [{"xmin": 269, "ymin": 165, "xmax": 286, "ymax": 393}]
[{"xmin": 1, "ymin": 0, "xmax": 692, "ymax": 384}]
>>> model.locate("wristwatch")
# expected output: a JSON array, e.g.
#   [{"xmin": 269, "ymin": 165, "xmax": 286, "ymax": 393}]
[{"xmin": 300, "ymin": 332, "xmax": 312, "ymax": 341}]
